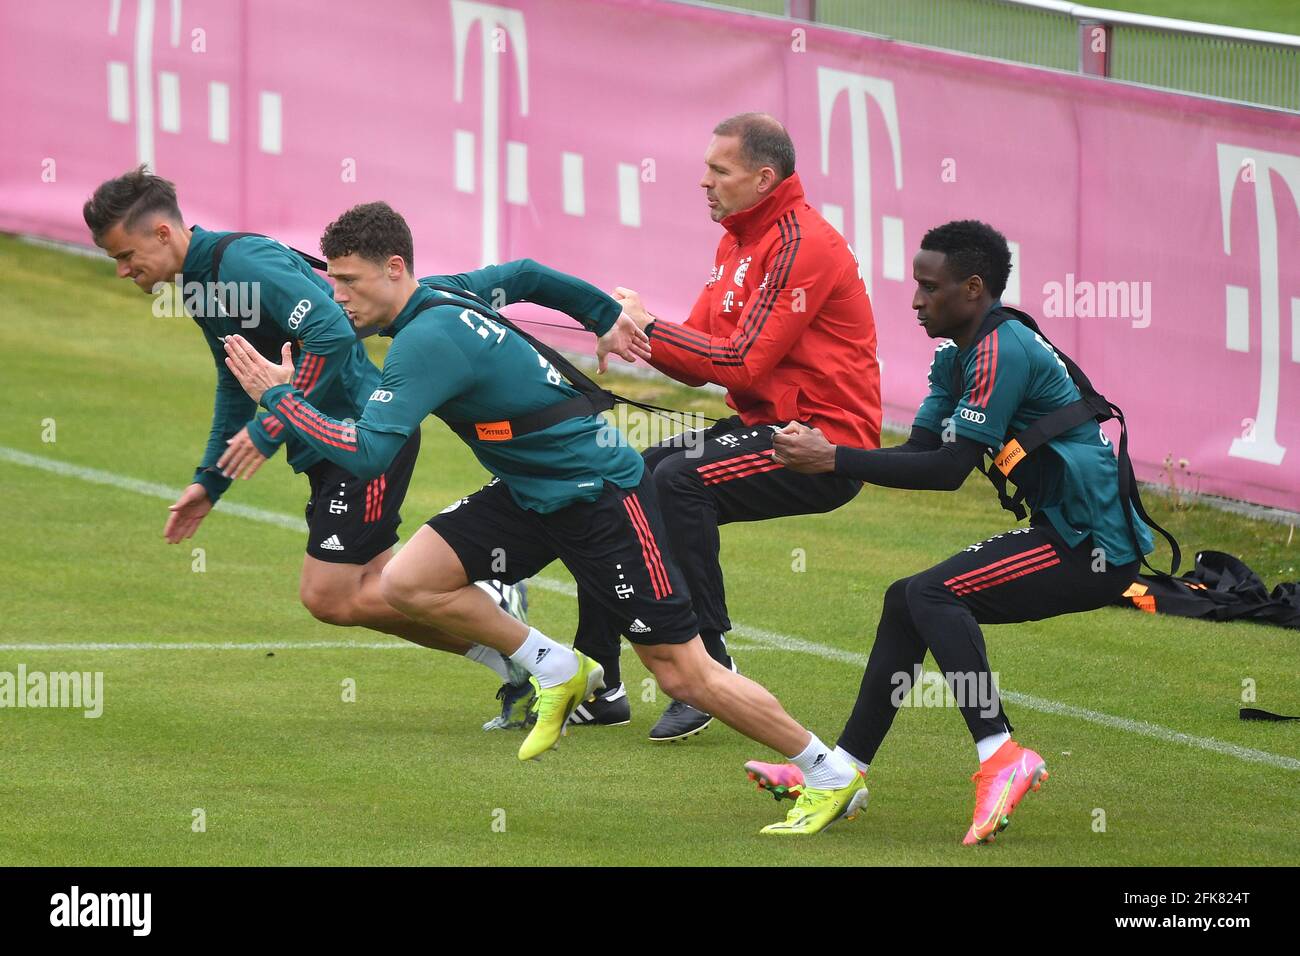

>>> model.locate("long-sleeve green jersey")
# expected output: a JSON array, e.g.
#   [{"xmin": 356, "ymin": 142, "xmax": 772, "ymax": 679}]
[
  {"xmin": 260, "ymin": 260, "xmax": 645, "ymax": 513},
  {"xmin": 914, "ymin": 316, "xmax": 1154, "ymax": 565},
  {"xmin": 180, "ymin": 226, "xmax": 379, "ymax": 501}
]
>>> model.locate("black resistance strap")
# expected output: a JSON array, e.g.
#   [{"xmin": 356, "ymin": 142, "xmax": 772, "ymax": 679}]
[{"xmin": 210, "ymin": 232, "xmax": 716, "ymax": 442}]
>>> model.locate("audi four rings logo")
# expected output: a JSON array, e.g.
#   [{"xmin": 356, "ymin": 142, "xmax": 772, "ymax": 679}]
[
  {"xmin": 369, "ymin": 389, "xmax": 394, "ymax": 403},
  {"xmin": 287, "ymin": 299, "xmax": 312, "ymax": 329},
  {"xmin": 960, "ymin": 407, "xmax": 987, "ymax": 424}
]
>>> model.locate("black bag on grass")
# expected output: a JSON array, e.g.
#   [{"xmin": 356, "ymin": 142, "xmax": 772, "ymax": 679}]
[{"xmin": 1118, "ymin": 550, "xmax": 1300, "ymax": 629}]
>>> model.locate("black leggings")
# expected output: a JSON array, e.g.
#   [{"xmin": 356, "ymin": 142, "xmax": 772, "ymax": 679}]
[
  {"xmin": 837, "ymin": 520, "xmax": 1139, "ymax": 763},
  {"xmin": 574, "ymin": 416, "xmax": 861, "ymax": 687}
]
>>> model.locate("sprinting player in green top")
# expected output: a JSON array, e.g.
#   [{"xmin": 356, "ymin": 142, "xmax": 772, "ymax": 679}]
[
  {"xmin": 83, "ymin": 167, "xmax": 586, "ymax": 726},
  {"xmin": 225, "ymin": 201, "xmax": 872, "ymax": 835}
]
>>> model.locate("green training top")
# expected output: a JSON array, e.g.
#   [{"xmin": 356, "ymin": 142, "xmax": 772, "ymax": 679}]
[
  {"xmin": 914, "ymin": 314, "xmax": 1154, "ymax": 565},
  {"xmin": 260, "ymin": 260, "xmax": 644, "ymax": 514},
  {"xmin": 179, "ymin": 226, "xmax": 378, "ymax": 502}
]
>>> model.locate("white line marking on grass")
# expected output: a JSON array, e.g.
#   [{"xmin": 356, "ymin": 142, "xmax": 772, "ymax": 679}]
[
  {"xmin": 0, "ymin": 641, "xmax": 413, "ymax": 651},
  {"xmin": 6, "ymin": 445, "xmax": 1297, "ymax": 772},
  {"xmin": 0, "ymin": 446, "xmax": 306, "ymax": 532},
  {"xmin": 1001, "ymin": 693, "xmax": 1300, "ymax": 771}
]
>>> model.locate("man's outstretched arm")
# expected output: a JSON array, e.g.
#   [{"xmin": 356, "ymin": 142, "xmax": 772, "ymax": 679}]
[
  {"xmin": 223, "ymin": 327, "xmax": 471, "ymax": 480},
  {"xmin": 423, "ymin": 259, "xmax": 649, "ymax": 371},
  {"xmin": 221, "ymin": 338, "xmax": 399, "ymax": 480},
  {"xmin": 631, "ymin": 229, "xmax": 836, "ymax": 391},
  {"xmin": 193, "ymin": 325, "xmax": 262, "ymax": 500},
  {"xmin": 773, "ymin": 422, "xmax": 985, "ymax": 491}
]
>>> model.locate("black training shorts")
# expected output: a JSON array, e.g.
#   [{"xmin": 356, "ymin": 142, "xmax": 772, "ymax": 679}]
[
  {"xmin": 427, "ymin": 471, "xmax": 699, "ymax": 646},
  {"xmin": 303, "ymin": 429, "xmax": 421, "ymax": 565}
]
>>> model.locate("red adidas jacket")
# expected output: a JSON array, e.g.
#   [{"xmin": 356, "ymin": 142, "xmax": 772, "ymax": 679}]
[{"xmin": 646, "ymin": 172, "xmax": 881, "ymax": 449}]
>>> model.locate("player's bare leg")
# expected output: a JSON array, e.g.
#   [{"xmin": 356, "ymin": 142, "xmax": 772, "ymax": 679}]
[
  {"xmin": 376, "ymin": 528, "xmax": 529, "ymax": 652},
  {"xmin": 300, "ymin": 550, "xmax": 474, "ymax": 653},
  {"xmin": 634, "ymin": 638, "xmax": 867, "ymax": 833},
  {"xmin": 304, "ymin": 545, "xmax": 538, "ymax": 728},
  {"xmin": 632, "ymin": 637, "xmax": 809, "ymax": 756},
  {"xmin": 381, "ymin": 525, "xmax": 604, "ymax": 760}
]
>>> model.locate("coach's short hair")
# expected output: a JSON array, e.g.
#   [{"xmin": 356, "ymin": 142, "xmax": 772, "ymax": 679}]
[
  {"xmin": 320, "ymin": 202, "xmax": 414, "ymax": 274},
  {"xmin": 920, "ymin": 220, "xmax": 1013, "ymax": 299},
  {"xmin": 83, "ymin": 165, "xmax": 183, "ymax": 241},
  {"xmin": 713, "ymin": 113, "xmax": 796, "ymax": 180}
]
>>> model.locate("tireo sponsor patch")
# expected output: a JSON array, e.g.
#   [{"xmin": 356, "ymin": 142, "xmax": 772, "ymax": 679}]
[
  {"xmin": 993, "ymin": 439, "xmax": 1024, "ymax": 476},
  {"xmin": 475, "ymin": 421, "xmax": 514, "ymax": 441}
]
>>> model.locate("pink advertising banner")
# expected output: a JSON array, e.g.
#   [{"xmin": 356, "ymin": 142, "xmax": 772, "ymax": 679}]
[{"xmin": 3, "ymin": 0, "xmax": 1299, "ymax": 509}]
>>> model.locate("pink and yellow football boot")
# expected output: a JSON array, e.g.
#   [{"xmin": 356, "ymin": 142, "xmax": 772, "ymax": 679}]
[
  {"xmin": 963, "ymin": 739, "xmax": 1048, "ymax": 845},
  {"xmin": 743, "ymin": 760, "xmax": 805, "ymax": 802}
]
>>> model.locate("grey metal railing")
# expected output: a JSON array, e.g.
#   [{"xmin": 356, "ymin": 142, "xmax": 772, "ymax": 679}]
[
  {"xmin": 812, "ymin": 0, "xmax": 1078, "ymax": 70},
  {"xmin": 1105, "ymin": 16, "xmax": 1299, "ymax": 109},
  {"xmin": 694, "ymin": 0, "xmax": 1300, "ymax": 112}
]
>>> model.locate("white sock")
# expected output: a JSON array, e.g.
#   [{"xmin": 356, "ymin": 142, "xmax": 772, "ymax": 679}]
[
  {"xmin": 464, "ymin": 643, "xmax": 511, "ymax": 681},
  {"xmin": 508, "ymin": 627, "xmax": 579, "ymax": 689},
  {"xmin": 833, "ymin": 745, "xmax": 869, "ymax": 774},
  {"xmin": 976, "ymin": 731, "xmax": 1012, "ymax": 764},
  {"xmin": 789, "ymin": 733, "xmax": 857, "ymax": 789}
]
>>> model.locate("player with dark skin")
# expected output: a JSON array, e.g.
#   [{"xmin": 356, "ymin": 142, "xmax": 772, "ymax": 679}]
[{"xmin": 754, "ymin": 222, "xmax": 1153, "ymax": 845}]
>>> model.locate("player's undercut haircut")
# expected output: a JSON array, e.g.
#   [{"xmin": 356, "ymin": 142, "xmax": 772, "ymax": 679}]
[
  {"xmin": 920, "ymin": 220, "xmax": 1013, "ymax": 299},
  {"xmin": 320, "ymin": 201, "xmax": 415, "ymax": 274},
  {"xmin": 713, "ymin": 112, "xmax": 796, "ymax": 180},
  {"xmin": 82, "ymin": 165, "xmax": 184, "ymax": 241}
]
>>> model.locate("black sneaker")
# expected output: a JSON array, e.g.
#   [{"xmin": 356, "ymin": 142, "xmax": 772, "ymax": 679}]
[
  {"xmin": 568, "ymin": 682, "xmax": 631, "ymax": 726},
  {"xmin": 648, "ymin": 699, "xmax": 713, "ymax": 742}
]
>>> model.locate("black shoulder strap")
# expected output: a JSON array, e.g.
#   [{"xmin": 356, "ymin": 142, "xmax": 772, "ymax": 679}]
[
  {"xmin": 420, "ymin": 284, "xmax": 615, "ymax": 405},
  {"xmin": 950, "ymin": 306, "xmax": 1038, "ymax": 520},
  {"xmin": 414, "ymin": 285, "xmax": 617, "ymax": 442},
  {"xmin": 1109, "ymin": 399, "xmax": 1182, "ymax": 577},
  {"xmin": 948, "ymin": 305, "xmax": 1010, "ymax": 400},
  {"xmin": 204, "ymin": 231, "xmax": 321, "ymax": 361},
  {"xmin": 211, "ymin": 231, "xmax": 326, "ymax": 284}
]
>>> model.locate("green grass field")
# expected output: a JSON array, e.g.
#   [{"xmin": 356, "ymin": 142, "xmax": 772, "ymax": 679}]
[{"xmin": 0, "ymin": 235, "xmax": 1297, "ymax": 866}]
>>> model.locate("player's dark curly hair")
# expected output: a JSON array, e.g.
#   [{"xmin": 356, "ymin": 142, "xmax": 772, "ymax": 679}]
[
  {"xmin": 320, "ymin": 201, "xmax": 414, "ymax": 273},
  {"xmin": 920, "ymin": 220, "xmax": 1012, "ymax": 299},
  {"xmin": 83, "ymin": 165, "xmax": 184, "ymax": 241}
]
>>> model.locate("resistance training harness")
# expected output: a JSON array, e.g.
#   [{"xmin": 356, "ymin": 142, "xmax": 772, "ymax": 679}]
[{"xmin": 954, "ymin": 304, "xmax": 1180, "ymax": 576}]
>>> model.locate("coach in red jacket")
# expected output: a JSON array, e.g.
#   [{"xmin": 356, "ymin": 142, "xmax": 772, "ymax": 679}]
[{"xmin": 571, "ymin": 113, "xmax": 882, "ymax": 741}]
